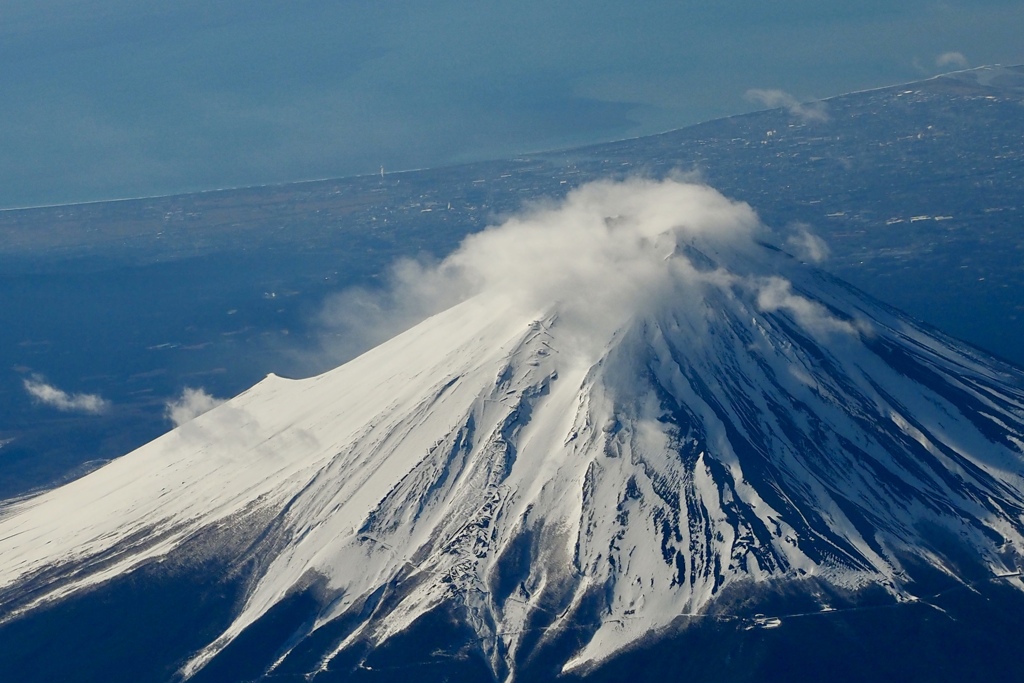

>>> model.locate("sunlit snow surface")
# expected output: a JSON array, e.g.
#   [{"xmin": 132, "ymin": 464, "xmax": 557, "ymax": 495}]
[{"xmin": 2, "ymin": 179, "xmax": 1024, "ymax": 680}]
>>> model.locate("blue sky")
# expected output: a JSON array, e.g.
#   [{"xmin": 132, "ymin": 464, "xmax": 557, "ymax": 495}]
[{"xmin": 1, "ymin": 0, "xmax": 1022, "ymax": 208}]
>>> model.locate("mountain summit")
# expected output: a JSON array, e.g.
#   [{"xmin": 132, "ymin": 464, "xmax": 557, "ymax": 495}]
[{"xmin": 2, "ymin": 179, "xmax": 1024, "ymax": 681}]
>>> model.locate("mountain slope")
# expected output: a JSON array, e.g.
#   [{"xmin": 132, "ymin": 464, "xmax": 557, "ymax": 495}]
[{"xmin": 2, "ymin": 179, "xmax": 1024, "ymax": 681}]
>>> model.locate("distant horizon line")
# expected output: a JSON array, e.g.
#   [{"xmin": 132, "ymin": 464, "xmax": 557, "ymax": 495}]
[{"xmin": 1, "ymin": 63, "xmax": 1015, "ymax": 215}]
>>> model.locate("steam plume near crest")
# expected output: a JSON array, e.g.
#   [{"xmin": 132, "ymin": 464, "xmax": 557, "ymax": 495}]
[
  {"xmin": 166, "ymin": 387, "xmax": 226, "ymax": 427},
  {"xmin": 318, "ymin": 177, "xmax": 848, "ymax": 362}
]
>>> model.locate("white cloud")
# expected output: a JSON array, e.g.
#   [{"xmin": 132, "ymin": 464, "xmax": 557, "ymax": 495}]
[
  {"xmin": 936, "ymin": 52, "xmax": 968, "ymax": 70},
  {"xmin": 317, "ymin": 178, "xmax": 764, "ymax": 362},
  {"xmin": 166, "ymin": 387, "xmax": 225, "ymax": 427},
  {"xmin": 317, "ymin": 177, "xmax": 872, "ymax": 364},
  {"xmin": 746, "ymin": 89, "xmax": 828, "ymax": 123},
  {"xmin": 756, "ymin": 276, "xmax": 857, "ymax": 339},
  {"xmin": 23, "ymin": 377, "xmax": 110, "ymax": 414},
  {"xmin": 785, "ymin": 224, "xmax": 830, "ymax": 263}
]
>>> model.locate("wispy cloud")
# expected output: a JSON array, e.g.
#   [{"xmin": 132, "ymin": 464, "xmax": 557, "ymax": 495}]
[
  {"xmin": 936, "ymin": 52, "xmax": 968, "ymax": 70},
  {"xmin": 756, "ymin": 277, "xmax": 858, "ymax": 339},
  {"xmin": 785, "ymin": 224, "xmax": 830, "ymax": 263},
  {"xmin": 745, "ymin": 89, "xmax": 828, "ymax": 123},
  {"xmin": 165, "ymin": 387, "xmax": 225, "ymax": 427},
  {"xmin": 23, "ymin": 377, "xmax": 110, "ymax": 414}
]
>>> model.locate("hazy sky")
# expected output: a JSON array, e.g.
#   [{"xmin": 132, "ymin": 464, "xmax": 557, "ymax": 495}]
[{"xmin": 2, "ymin": 0, "xmax": 1022, "ymax": 208}]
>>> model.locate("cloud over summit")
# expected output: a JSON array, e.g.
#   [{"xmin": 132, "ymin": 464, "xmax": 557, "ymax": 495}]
[
  {"xmin": 319, "ymin": 179, "xmax": 759, "ymax": 356},
  {"xmin": 318, "ymin": 177, "xmax": 847, "ymax": 362},
  {"xmin": 444, "ymin": 178, "xmax": 761, "ymax": 314}
]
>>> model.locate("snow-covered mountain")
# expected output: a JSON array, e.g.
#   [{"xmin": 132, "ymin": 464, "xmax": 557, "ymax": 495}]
[{"xmin": 2, "ymin": 179, "xmax": 1024, "ymax": 682}]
